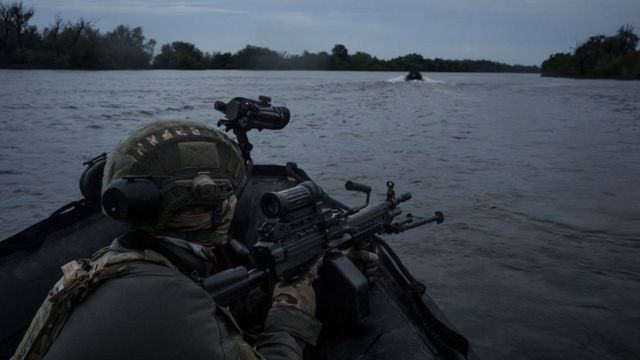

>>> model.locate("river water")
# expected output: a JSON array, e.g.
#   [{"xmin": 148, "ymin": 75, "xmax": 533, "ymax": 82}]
[{"xmin": 1, "ymin": 70, "xmax": 639, "ymax": 359}]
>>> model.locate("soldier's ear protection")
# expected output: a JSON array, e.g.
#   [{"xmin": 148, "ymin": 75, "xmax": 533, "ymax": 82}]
[
  {"xmin": 79, "ymin": 153, "xmax": 108, "ymax": 203},
  {"xmin": 101, "ymin": 172, "xmax": 236, "ymax": 223},
  {"xmin": 101, "ymin": 177, "xmax": 162, "ymax": 223}
]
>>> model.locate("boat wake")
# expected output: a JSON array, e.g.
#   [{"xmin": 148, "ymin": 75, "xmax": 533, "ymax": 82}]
[{"xmin": 386, "ymin": 75, "xmax": 445, "ymax": 84}]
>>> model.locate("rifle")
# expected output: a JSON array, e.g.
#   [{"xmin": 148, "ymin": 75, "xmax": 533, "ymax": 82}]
[{"xmin": 203, "ymin": 179, "xmax": 444, "ymax": 323}]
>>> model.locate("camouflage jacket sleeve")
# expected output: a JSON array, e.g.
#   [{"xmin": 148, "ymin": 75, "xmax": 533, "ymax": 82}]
[{"xmin": 255, "ymin": 305, "xmax": 323, "ymax": 360}]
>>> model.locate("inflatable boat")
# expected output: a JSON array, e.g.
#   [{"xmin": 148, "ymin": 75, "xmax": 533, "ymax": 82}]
[
  {"xmin": 405, "ymin": 71, "xmax": 424, "ymax": 81},
  {"xmin": 0, "ymin": 96, "xmax": 473, "ymax": 359}
]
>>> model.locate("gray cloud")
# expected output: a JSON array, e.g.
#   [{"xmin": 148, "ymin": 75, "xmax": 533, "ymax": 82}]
[{"xmin": 31, "ymin": 0, "xmax": 243, "ymax": 15}]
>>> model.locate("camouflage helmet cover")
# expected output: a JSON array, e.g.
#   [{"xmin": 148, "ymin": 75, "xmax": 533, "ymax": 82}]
[{"xmin": 102, "ymin": 120, "xmax": 246, "ymax": 226}]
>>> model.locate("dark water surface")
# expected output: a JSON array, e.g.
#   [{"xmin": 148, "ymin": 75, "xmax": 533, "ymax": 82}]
[{"xmin": 1, "ymin": 70, "xmax": 639, "ymax": 359}]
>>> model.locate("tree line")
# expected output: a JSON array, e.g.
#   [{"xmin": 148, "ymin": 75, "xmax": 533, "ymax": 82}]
[
  {"xmin": 153, "ymin": 43, "xmax": 539, "ymax": 72},
  {"xmin": 541, "ymin": 25, "xmax": 640, "ymax": 79},
  {"xmin": 0, "ymin": 1, "xmax": 539, "ymax": 72}
]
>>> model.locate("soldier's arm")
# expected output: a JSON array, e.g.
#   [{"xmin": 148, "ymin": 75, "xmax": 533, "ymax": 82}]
[
  {"xmin": 255, "ymin": 305, "xmax": 322, "ymax": 360},
  {"xmin": 255, "ymin": 259, "xmax": 323, "ymax": 360}
]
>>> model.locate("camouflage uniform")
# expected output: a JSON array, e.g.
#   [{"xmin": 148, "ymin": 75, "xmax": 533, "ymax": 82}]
[
  {"xmin": 13, "ymin": 120, "xmax": 322, "ymax": 360},
  {"xmin": 34, "ymin": 236, "xmax": 321, "ymax": 360}
]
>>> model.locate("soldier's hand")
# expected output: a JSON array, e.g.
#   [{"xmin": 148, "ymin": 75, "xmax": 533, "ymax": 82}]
[
  {"xmin": 272, "ymin": 257, "xmax": 323, "ymax": 316},
  {"xmin": 344, "ymin": 243, "xmax": 379, "ymax": 281}
]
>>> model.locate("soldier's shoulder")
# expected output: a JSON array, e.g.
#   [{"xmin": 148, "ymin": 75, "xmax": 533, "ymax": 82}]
[{"xmin": 44, "ymin": 258, "xmax": 218, "ymax": 358}]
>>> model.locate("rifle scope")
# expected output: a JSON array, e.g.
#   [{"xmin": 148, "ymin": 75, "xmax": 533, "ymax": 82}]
[{"xmin": 261, "ymin": 181, "xmax": 323, "ymax": 219}]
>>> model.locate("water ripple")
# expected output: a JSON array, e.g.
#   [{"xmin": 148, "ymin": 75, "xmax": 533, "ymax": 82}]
[{"xmin": 0, "ymin": 70, "xmax": 639, "ymax": 360}]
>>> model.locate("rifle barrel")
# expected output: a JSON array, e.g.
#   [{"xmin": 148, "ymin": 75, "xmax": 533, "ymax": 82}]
[
  {"xmin": 346, "ymin": 201, "xmax": 394, "ymax": 228},
  {"xmin": 204, "ymin": 267, "xmax": 269, "ymax": 302}
]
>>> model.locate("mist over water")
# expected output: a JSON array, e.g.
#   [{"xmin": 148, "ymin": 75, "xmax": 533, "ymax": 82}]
[{"xmin": 1, "ymin": 70, "xmax": 639, "ymax": 359}]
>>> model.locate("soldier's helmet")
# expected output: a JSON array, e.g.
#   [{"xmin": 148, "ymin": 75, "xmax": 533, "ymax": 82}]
[{"xmin": 101, "ymin": 119, "xmax": 247, "ymax": 234}]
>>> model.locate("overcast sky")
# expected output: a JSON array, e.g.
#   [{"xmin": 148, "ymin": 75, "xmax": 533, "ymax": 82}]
[{"xmin": 25, "ymin": 0, "xmax": 640, "ymax": 66}]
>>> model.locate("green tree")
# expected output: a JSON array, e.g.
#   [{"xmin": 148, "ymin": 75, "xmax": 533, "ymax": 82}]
[
  {"xmin": 0, "ymin": 1, "xmax": 37, "ymax": 65},
  {"xmin": 0, "ymin": 2, "xmax": 11, "ymax": 48},
  {"xmin": 50, "ymin": 18, "xmax": 97, "ymax": 69},
  {"xmin": 41, "ymin": 16, "xmax": 63, "ymax": 63},
  {"xmin": 540, "ymin": 52, "xmax": 572, "ymax": 76},
  {"xmin": 541, "ymin": 25, "xmax": 639, "ymax": 79},
  {"xmin": 210, "ymin": 51, "xmax": 232, "ymax": 69},
  {"xmin": 349, "ymin": 51, "xmax": 374, "ymax": 70},
  {"xmin": 153, "ymin": 41, "xmax": 205, "ymax": 69},
  {"xmin": 388, "ymin": 53, "xmax": 425, "ymax": 71},
  {"xmin": 613, "ymin": 25, "xmax": 639, "ymax": 54},
  {"xmin": 3, "ymin": 1, "xmax": 33, "ymax": 48},
  {"xmin": 230, "ymin": 45, "xmax": 284, "ymax": 69},
  {"xmin": 100, "ymin": 25, "xmax": 155, "ymax": 69},
  {"xmin": 330, "ymin": 44, "xmax": 349, "ymax": 69},
  {"xmin": 331, "ymin": 44, "xmax": 348, "ymax": 61}
]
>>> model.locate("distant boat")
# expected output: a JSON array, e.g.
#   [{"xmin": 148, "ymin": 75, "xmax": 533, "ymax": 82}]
[{"xmin": 405, "ymin": 71, "xmax": 423, "ymax": 81}]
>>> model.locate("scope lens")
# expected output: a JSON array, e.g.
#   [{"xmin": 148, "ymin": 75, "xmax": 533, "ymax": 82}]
[
  {"xmin": 261, "ymin": 193, "xmax": 281, "ymax": 218},
  {"xmin": 265, "ymin": 200, "xmax": 279, "ymax": 218}
]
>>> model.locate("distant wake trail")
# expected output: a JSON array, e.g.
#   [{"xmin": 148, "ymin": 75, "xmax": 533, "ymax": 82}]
[{"xmin": 386, "ymin": 75, "xmax": 445, "ymax": 84}]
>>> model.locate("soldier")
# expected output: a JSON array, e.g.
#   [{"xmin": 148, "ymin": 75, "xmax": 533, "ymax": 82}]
[{"xmin": 13, "ymin": 120, "xmax": 322, "ymax": 360}]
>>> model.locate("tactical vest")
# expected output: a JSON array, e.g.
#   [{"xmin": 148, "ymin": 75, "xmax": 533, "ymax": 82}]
[{"xmin": 13, "ymin": 240, "xmax": 265, "ymax": 360}]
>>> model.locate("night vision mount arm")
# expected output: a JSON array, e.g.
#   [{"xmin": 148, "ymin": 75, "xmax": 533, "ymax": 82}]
[{"xmin": 214, "ymin": 96, "xmax": 290, "ymax": 163}]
